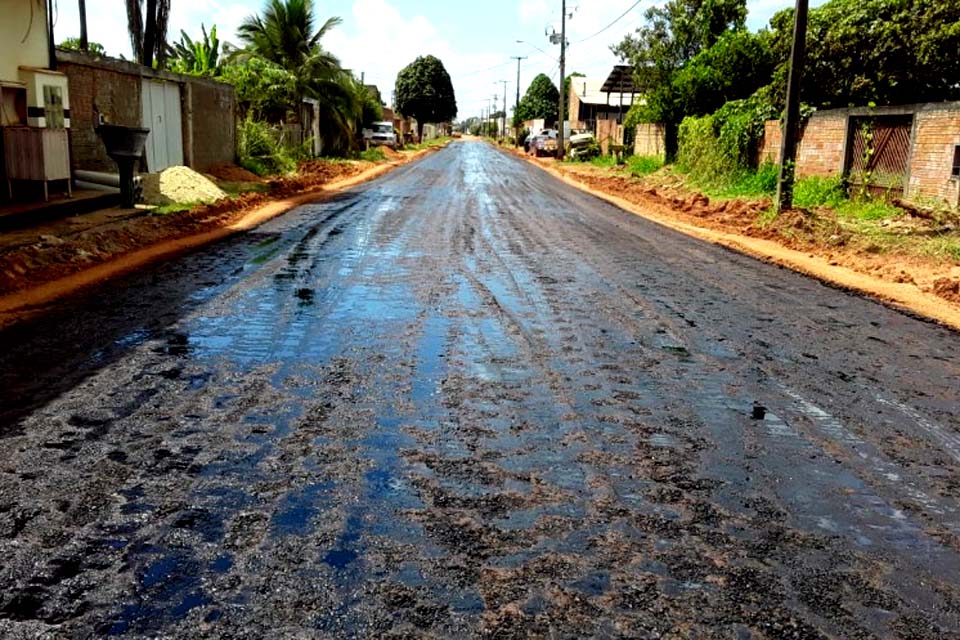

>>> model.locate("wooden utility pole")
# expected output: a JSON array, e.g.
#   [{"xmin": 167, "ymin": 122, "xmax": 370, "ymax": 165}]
[
  {"xmin": 512, "ymin": 56, "xmax": 526, "ymax": 147},
  {"xmin": 498, "ymin": 80, "xmax": 508, "ymax": 143},
  {"xmin": 775, "ymin": 0, "xmax": 809, "ymax": 212},
  {"xmin": 557, "ymin": 0, "xmax": 567, "ymax": 160},
  {"xmin": 79, "ymin": 0, "xmax": 88, "ymax": 51}
]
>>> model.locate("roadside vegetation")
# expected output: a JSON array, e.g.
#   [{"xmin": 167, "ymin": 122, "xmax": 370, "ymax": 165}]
[{"xmin": 552, "ymin": 0, "xmax": 960, "ymax": 288}]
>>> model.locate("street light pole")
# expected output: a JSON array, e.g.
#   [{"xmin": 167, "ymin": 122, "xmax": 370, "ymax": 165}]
[
  {"xmin": 512, "ymin": 56, "xmax": 527, "ymax": 147},
  {"xmin": 776, "ymin": 0, "xmax": 809, "ymax": 212}
]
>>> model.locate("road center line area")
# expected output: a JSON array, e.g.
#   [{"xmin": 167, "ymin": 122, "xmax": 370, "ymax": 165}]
[{"xmin": 1, "ymin": 142, "xmax": 959, "ymax": 638}]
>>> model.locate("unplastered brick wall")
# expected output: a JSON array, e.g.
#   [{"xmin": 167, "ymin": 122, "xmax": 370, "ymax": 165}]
[
  {"xmin": 59, "ymin": 59, "xmax": 141, "ymax": 172},
  {"xmin": 596, "ymin": 119, "xmax": 623, "ymax": 155},
  {"xmin": 757, "ymin": 120, "xmax": 781, "ymax": 165},
  {"xmin": 908, "ymin": 104, "xmax": 960, "ymax": 207},
  {"xmin": 634, "ymin": 123, "xmax": 665, "ymax": 159},
  {"xmin": 795, "ymin": 111, "xmax": 847, "ymax": 176}
]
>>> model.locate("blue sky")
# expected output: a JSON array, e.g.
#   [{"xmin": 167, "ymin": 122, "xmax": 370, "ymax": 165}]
[{"xmin": 55, "ymin": 0, "xmax": 821, "ymax": 121}]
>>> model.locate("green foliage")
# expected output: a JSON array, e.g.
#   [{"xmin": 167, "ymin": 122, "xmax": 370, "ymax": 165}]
[
  {"xmin": 626, "ymin": 155, "xmax": 665, "ymax": 177},
  {"xmin": 677, "ymin": 93, "xmax": 778, "ymax": 181},
  {"xmin": 234, "ymin": 0, "xmax": 364, "ymax": 156},
  {"xmin": 59, "ymin": 39, "xmax": 107, "ymax": 56},
  {"xmin": 222, "ymin": 57, "xmax": 297, "ymax": 122},
  {"xmin": 237, "ymin": 118, "xmax": 298, "ymax": 176},
  {"xmin": 516, "ymin": 74, "xmax": 560, "ymax": 123},
  {"xmin": 359, "ymin": 147, "xmax": 387, "ymax": 162},
  {"xmin": 395, "ymin": 55, "xmax": 458, "ymax": 140},
  {"xmin": 168, "ymin": 24, "xmax": 221, "ymax": 76},
  {"xmin": 360, "ymin": 86, "xmax": 384, "ymax": 128},
  {"xmin": 769, "ymin": 0, "xmax": 960, "ymax": 109}
]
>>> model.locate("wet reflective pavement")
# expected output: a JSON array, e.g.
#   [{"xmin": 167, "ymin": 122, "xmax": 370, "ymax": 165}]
[{"xmin": 1, "ymin": 142, "xmax": 960, "ymax": 638}]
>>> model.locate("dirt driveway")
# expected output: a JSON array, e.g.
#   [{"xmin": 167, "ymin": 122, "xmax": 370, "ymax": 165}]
[{"xmin": 1, "ymin": 142, "xmax": 958, "ymax": 638}]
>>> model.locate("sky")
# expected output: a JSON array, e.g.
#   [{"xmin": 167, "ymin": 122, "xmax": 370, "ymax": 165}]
[{"xmin": 53, "ymin": 0, "xmax": 820, "ymax": 121}]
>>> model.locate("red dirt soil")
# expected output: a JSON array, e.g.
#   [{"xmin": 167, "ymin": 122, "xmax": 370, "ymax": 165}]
[{"xmin": 204, "ymin": 163, "xmax": 265, "ymax": 183}]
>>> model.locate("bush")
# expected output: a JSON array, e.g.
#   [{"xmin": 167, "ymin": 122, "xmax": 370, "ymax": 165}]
[
  {"xmin": 237, "ymin": 118, "xmax": 298, "ymax": 176},
  {"xmin": 359, "ymin": 147, "xmax": 387, "ymax": 162},
  {"xmin": 626, "ymin": 155, "xmax": 664, "ymax": 177}
]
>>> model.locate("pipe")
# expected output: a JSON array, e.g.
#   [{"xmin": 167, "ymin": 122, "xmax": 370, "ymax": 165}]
[{"xmin": 74, "ymin": 170, "xmax": 143, "ymax": 188}]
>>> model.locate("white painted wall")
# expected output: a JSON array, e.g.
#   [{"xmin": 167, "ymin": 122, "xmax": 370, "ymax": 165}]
[{"xmin": 0, "ymin": 0, "xmax": 50, "ymax": 81}]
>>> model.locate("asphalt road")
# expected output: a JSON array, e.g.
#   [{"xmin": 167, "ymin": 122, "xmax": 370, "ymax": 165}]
[{"xmin": 1, "ymin": 142, "xmax": 959, "ymax": 639}]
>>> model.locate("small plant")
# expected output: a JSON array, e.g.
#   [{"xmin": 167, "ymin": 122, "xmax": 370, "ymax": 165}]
[
  {"xmin": 237, "ymin": 118, "xmax": 297, "ymax": 176},
  {"xmin": 359, "ymin": 147, "xmax": 387, "ymax": 162},
  {"xmin": 626, "ymin": 155, "xmax": 665, "ymax": 177}
]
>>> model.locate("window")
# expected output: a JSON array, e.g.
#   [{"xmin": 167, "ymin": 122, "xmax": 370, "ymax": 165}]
[{"xmin": 953, "ymin": 145, "xmax": 960, "ymax": 178}]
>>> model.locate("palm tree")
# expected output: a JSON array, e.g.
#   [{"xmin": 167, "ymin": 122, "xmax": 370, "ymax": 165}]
[
  {"xmin": 236, "ymin": 0, "xmax": 361, "ymax": 154},
  {"xmin": 125, "ymin": 0, "xmax": 171, "ymax": 68}
]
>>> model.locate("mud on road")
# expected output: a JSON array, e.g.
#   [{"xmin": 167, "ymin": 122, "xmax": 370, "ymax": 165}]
[{"xmin": 1, "ymin": 142, "xmax": 959, "ymax": 638}]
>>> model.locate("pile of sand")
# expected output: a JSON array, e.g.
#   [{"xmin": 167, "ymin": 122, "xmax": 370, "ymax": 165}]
[{"xmin": 141, "ymin": 166, "xmax": 227, "ymax": 205}]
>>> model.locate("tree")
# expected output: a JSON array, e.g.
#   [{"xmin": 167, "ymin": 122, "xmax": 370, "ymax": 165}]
[
  {"xmin": 394, "ymin": 55, "xmax": 458, "ymax": 141},
  {"xmin": 125, "ymin": 0, "xmax": 171, "ymax": 68},
  {"xmin": 768, "ymin": 0, "xmax": 960, "ymax": 110},
  {"xmin": 221, "ymin": 57, "xmax": 297, "ymax": 122},
  {"xmin": 515, "ymin": 74, "xmax": 559, "ymax": 123},
  {"xmin": 168, "ymin": 24, "xmax": 222, "ymax": 76},
  {"xmin": 235, "ymin": 0, "xmax": 363, "ymax": 155},
  {"xmin": 614, "ymin": 0, "xmax": 747, "ymax": 155},
  {"xmin": 59, "ymin": 38, "xmax": 107, "ymax": 57}
]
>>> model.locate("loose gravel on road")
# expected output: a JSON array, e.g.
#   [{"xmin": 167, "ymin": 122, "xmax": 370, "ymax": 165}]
[{"xmin": 1, "ymin": 142, "xmax": 959, "ymax": 638}]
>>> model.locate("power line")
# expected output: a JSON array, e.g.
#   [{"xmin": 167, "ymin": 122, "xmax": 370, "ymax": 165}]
[
  {"xmin": 574, "ymin": 0, "xmax": 643, "ymax": 44},
  {"xmin": 459, "ymin": 59, "xmax": 514, "ymax": 78}
]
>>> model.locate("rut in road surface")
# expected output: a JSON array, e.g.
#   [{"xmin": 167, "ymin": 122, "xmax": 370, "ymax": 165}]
[{"xmin": 1, "ymin": 142, "xmax": 959, "ymax": 638}]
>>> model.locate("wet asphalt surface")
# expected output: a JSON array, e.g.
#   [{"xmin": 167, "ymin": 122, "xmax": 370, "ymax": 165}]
[{"xmin": 1, "ymin": 141, "xmax": 959, "ymax": 639}]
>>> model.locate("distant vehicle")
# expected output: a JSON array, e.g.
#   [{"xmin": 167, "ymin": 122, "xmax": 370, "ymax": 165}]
[
  {"xmin": 363, "ymin": 121, "xmax": 398, "ymax": 148},
  {"xmin": 452, "ymin": 131, "xmax": 463, "ymax": 138},
  {"xmin": 530, "ymin": 129, "xmax": 559, "ymax": 157}
]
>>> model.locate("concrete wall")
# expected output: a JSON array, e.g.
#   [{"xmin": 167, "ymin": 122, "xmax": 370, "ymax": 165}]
[
  {"xmin": 0, "ymin": 0, "xmax": 50, "ymax": 81},
  {"xmin": 184, "ymin": 79, "xmax": 236, "ymax": 171},
  {"xmin": 634, "ymin": 123, "xmax": 665, "ymax": 159},
  {"xmin": 908, "ymin": 105, "xmax": 960, "ymax": 207}
]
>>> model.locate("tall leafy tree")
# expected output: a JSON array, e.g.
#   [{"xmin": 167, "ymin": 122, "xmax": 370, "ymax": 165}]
[
  {"xmin": 394, "ymin": 55, "xmax": 458, "ymax": 141},
  {"xmin": 515, "ymin": 74, "xmax": 559, "ymax": 123},
  {"xmin": 614, "ymin": 0, "xmax": 747, "ymax": 155},
  {"xmin": 125, "ymin": 0, "xmax": 171, "ymax": 68}
]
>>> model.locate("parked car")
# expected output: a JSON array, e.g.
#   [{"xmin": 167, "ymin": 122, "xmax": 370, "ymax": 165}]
[
  {"xmin": 530, "ymin": 129, "xmax": 559, "ymax": 157},
  {"xmin": 567, "ymin": 129, "xmax": 599, "ymax": 160},
  {"xmin": 362, "ymin": 121, "xmax": 398, "ymax": 148}
]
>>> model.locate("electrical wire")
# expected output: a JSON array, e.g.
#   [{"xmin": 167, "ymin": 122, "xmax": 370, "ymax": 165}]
[{"xmin": 574, "ymin": 0, "xmax": 643, "ymax": 44}]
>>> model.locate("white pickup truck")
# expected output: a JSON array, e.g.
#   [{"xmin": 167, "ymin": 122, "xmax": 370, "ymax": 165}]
[{"xmin": 362, "ymin": 122, "xmax": 398, "ymax": 149}]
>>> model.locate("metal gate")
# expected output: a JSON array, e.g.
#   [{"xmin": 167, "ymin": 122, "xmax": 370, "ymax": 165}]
[
  {"xmin": 141, "ymin": 80, "xmax": 184, "ymax": 172},
  {"xmin": 846, "ymin": 115, "xmax": 913, "ymax": 197}
]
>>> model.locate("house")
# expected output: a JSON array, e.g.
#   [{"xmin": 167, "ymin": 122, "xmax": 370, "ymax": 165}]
[
  {"xmin": 568, "ymin": 66, "xmax": 642, "ymax": 154},
  {"xmin": 1, "ymin": 1, "xmax": 73, "ymax": 202}
]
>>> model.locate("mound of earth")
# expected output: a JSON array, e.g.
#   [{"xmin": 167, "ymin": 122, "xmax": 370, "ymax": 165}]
[
  {"xmin": 204, "ymin": 163, "xmax": 264, "ymax": 183},
  {"xmin": 141, "ymin": 166, "xmax": 228, "ymax": 205},
  {"xmin": 376, "ymin": 145, "xmax": 403, "ymax": 161}
]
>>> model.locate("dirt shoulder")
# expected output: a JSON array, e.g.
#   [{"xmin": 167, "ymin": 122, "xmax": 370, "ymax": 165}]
[
  {"xmin": 0, "ymin": 145, "xmax": 447, "ymax": 325},
  {"xmin": 508, "ymin": 148, "xmax": 960, "ymax": 331}
]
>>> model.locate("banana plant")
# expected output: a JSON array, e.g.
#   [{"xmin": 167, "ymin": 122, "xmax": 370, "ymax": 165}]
[{"xmin": 168, "ymin": 24, "xmax": 222, "ymax": 76}]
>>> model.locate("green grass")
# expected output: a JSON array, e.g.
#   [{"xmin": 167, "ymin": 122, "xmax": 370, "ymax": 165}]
[
  {"xmin": 626, "ymin": 155, "xmax": 665, "ymax": 177},
  {"xmin": 359, "ymin": 147, "xmax": 387, "ymax": 162},
  {"xmin": 151, "ymin": 202, "xmax": 199, "ymax": 215},
  {"xmin": 219, "ymin": 181, "xmax": 271, "ymax": 197}
]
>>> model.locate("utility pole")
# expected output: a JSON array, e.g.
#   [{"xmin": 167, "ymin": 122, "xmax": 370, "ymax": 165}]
[
  {"xmin": 504, "ymin": 81, "xmax": 509, "ymax": 143},
  {"xmin": 775, "ymin": 0, "xmax": 809, "ymax": 212},
  {"xmin": 79, "ymin": 0, "xmax": 88, "ymax": 51},
  {"xmin": 492, "ymin": 94, "xmax": 499, "ymax": 140},
  {"xmin": 557, "ymin": 0, "xmax": 567, "ymax": 160},
  {"xmin": 512, "ymin": 56, "xmax": 526, "ymax": 147}
]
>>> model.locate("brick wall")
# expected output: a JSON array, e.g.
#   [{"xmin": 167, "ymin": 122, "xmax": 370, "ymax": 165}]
[
  {"xmin": 634, "ymin": 123, "xmax": 665, "ymax": 159},
  {"xmin": 796, "ymin": 112, "xmax": 847, "ymax": 177},
  {"xmin": 757, "ymin": 120, "xmax": 781, "ymax": 165},
  {"xmin": 59, "ymin": 60, "xmax": 142, "ymax": 172},
  {"xmin": 595, "ymin": 119, "xmax": 623, "ymax": 155},
  {"xmin": 908, "ymin": 106, "xmax": 960, "ymax": 207},
  {"xmin": 186, "ymin": 80, "xmax": 236, "ymax": 170}
]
